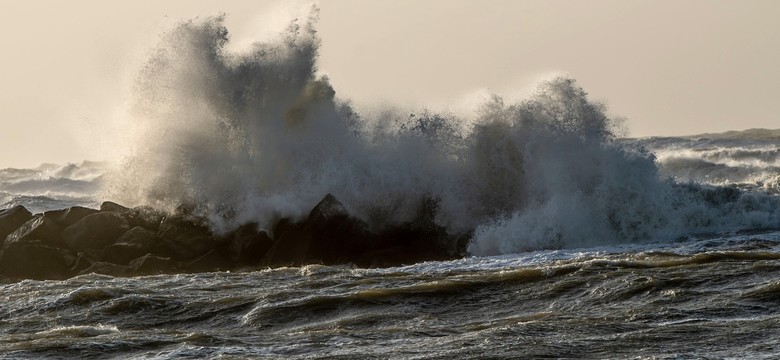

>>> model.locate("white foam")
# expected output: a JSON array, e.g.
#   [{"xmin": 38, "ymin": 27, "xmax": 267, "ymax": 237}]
[{"xmin": 95, "ymin": 14, "xmax": 780, "ymax": 254}]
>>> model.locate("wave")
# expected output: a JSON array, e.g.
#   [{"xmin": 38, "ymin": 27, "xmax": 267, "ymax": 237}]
[
  {"xmin": 628, "ymin": 136, "xmax": 780, "ymax": 193},
  {"xmin": 88, "ymin": 13, "xmax": 780, "ymax": 256},
  {"xmin": 0, "ymin": 162, "xmax": 106, "ymax": 213}
]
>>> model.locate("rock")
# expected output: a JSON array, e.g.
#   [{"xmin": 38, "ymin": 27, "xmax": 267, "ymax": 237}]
[
  {"xmin": 110, "ymin": 226, "xmax": 172, "ymax": 261},
  {"xmin": 69, "ymin": 253, "xmax": 95, "ymax": 275},
  {"xmin": 62, "ymin": 212, "xmax": 130, "ymax": 251},
  {"xmin": 0, "ymin": 205, "xmax": 33, "ymax": 247},
  {"xmin": 100, "ymin": 201, "xmax": 130, "ymax": 213},
  {"xmin": 262, "ymin": 194, "xmax": 374, "ymax": 266},
  {"xmin": 3, "ymin": 216, "xmax": 64, "ymax": 249},
  {"xmin": 158, "ymin": 215, "xmax": 217, "ymax": 260},
  {"xmin": 308, "ymin": 193, "xmax": 349, "ymax": 225},
  {"xmin": 263, "ymin": 194, "xmax": 469, "ymax": 268},
  {"xmin": 125, "ymin": 206, "xmax": 166, "ymax": 231},
  {"xmin": 184, "ymin": 249, "xmax": 232, "ymax": 273},
  {"xmin": 78, "ymin": 262, "xmax": 131, "ymax": 277},
  {"xmin": 101, "ymin": 244, "xmax": 148, "ymax": 265},
  {"xmin": 263, "ymin": 227, "xmax": 314, "ymax": 266},
  {"xmin": 223, "ymin": 222, "xmax": 273, "ymax": 266},
  {"xmin": 129, "ymin": 254, "xmax": 175, "ymax": 275},
  {"xmin": 114, "ymin": 226, "xmax": 161, "ymax": 254},
  {"xmin": 44, "ymin": 206, "xmax": 99, "ymax": 228},
  {"xmin": 0, "ymin": 244, "xmax": 70, "ymax": 280}
]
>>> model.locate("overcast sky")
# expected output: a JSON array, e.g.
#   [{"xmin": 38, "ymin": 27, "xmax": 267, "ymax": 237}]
[{"xmin": 1, "ymin": 0, "xmax": 778, "ymax": 168}]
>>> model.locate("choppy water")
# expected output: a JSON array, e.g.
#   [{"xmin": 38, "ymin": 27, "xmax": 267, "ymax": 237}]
[
  {"xmin": 2, "ymin": 11, "xmax": 779, "ymax": 358},
  {"xmin": 2, "ymin": 232, "xmax": 780, "ymax": 358}
]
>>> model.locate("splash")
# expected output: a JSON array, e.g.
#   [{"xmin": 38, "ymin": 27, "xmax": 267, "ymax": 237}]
[{"xmin": 104, "ymin": 14, "xmax": 780, "ymax": 255}]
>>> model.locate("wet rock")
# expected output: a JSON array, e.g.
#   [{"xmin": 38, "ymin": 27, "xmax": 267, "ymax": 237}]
[
  {"xmin": 0, "ymin": 205, "xmax": 33, "ymax": 247},
  {"xmin": 78, "ymin": 262, "xmax": 131, "ymax": 277},
  {"xmin": 3, "ymin": 216, "xmax": 64, "ymax": 249},
  {"xmin": 158, "ymin": 215, "xmax": 217, "ymax": 260},
  {"xmin": 44, "ymin": 206, "xmax": 99, "ymax": 228},
  {"xmin": 101, "ymin": 244, "xmax": 148, "ymax": 266},
  {"xmin": 129, "ymin": 254, "xmax": 175, "ymax": 275},
  {"xmin": 114, "ymin": 226, "xmax": 162, "ymax": 254},
  {"xmin": 184, "ymin": 249, "xmax": 232, "ymax": 273},
  {"xmin": 69, "ymin": 253, "xmax": 95, "ymax": 275},
  {"xmin": 0, "ymin": 244, "xmax": 70, "ymax": 280},
  {"xmin": 126, "ymin": 206, "xmax": 166, "ymax": 231},
  {"xmin": 100, "ymin": 201, "xmax": 130, "ymax": 213},
  {"xmin": 62, "ymin": 212, "xmax": 130, "ymax": 251},
  {"xmin": 262, "ymin": 194, "xmax": 374, "ymax": 266},
  {"xmin": 224, "ymin": 222, "xmax": 273, "ymax": 266}
]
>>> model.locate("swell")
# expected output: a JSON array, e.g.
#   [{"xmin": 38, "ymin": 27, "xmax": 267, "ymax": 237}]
[{"xmin": 97, "ymin": 11, "xmax": 780, "ymax": 256}]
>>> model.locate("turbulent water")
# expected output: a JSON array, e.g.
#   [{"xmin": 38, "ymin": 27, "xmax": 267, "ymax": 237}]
[{"xmin": 2, "ymin": 13, "xmax": 780, "ymax": 358}]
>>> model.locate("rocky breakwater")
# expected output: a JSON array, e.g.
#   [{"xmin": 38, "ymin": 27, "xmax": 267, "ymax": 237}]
[{"xmin": 0, "ymin": 195, "xmax": 469, "ymax": 281}]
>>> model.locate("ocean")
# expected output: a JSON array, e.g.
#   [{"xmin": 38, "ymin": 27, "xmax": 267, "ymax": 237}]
[{"xmin": 1, "ymin": 15, "xmax": 780, "ymax": 359}]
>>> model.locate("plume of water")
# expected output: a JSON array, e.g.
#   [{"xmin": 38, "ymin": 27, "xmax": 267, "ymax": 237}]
[{"xmin": 104, "ymin": 14, "xmax": 780, "ymax": 255}]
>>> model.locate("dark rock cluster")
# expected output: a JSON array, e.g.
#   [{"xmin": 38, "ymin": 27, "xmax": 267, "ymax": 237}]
[{"xmin": 0, "ymin": 195, "xmax": 469, "ymax": 281}]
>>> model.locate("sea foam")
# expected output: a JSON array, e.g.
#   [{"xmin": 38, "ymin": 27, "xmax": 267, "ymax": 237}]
[{"xmin": 100, "ymin": 13, "xmax": 780, "ymax": 255}]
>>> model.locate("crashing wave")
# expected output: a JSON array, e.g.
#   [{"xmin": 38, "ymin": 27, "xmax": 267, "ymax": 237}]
[{"xmin": 98, "ymin": 13, "xmax": 780, "ymax": 256}]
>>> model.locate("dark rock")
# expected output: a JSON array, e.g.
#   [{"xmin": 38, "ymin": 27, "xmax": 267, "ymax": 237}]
[
  {"xmin": 101, "ymin": 244, "xmax": 148, "ymax": 265},
  {"xmin": 158, "ymin": 215, "xmax": 217, "ymax": 260},
  {"xmin": 62, "ymin": 212, "xmax": 130, "ymax": 251},
  {"xmin": 0, "ymin": 244, "xmax": 70, "ymax": 280},
  {"xmin": 115, "ymin": 226, "xmax": 160, "ymax": 254},
  {"xmin": 174, "ymin": 203, "xmax": 197, "ymax": 216},
  {"xmin": 129, "ymin": 254, "xmax": 175, "ymax": 275},
  {"xmin": 100, "ymin": 201, "xmax": 130, "ymax": 213},
  {"xmin": 308, "ymin": 193, "xmax": 349, "ymax": 225},
  {"xmin": 262, "ymin": 227, "xmax": 314, "ymax": 266},
  {"xmin": 0, "ymin": 205, "xmax": 33, "ymax": 247},
  {"xmin": 44, "ymin": 206, "xmax": 99, "ymax": 228},
  {"xmin": 184, "ymin": 249, "xmax": 231, "ymax": 273},
  {"xmin": 3, "ymin": 216, "xmax": 64, "ymax": 249},
  {"xmin": 223, "ymin": 222, "xmax": 273, "ymax": 266},
  {"xmin": 126, "ymin": 206, "xmax": 166, "ymax": 231},
  {"xmin": 78, "ymin": 262, "xmax": 131, "ymax": 277},
  {"xmin": 262, "ymin": 194, "xmax": 375, "ymax": 266},
  {"xmin": 263, "ymin": 194, "xmax": 469, "ymax": 268},
  {"xmin": 69, "ymin": 253, "xmax": 95, "ymax": 275}
]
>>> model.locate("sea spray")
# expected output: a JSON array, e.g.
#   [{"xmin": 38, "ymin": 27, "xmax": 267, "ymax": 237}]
[{"xmin": 102, "ymin": 14, "xmax": 780, "ymax": 255}]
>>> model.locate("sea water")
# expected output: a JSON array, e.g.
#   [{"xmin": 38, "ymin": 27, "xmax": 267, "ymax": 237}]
[{"xmin": 1, "ymin": 14, "xmax": 779, "ymax": 358}]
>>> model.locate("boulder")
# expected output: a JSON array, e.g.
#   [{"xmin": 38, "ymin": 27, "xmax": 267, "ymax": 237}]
[
  {"xmin": 129, "ymin": 254, "xmax": 176, "ymax": 275},
  {"xmin": 262, "ymin": 194, "xmax": 375, "ymax": 266},
  {"xmin": 158, "ymin": 215, "xmax": 218, "ymax": 260},
  {"xmin": 3, "ymin": 216, "xmax": 64, "ymax": 249},
  {"xmin": 223, "ymin": 222, "xmax": 273, "ymax": 266},
  {"xmin": 263, "ymin": 194, "xmax": 470, "ymax": 268},
  {"xmin": 184, "ymin": 249, "xmax": 232, "ymax": 273},
  {"xmin": 125, "ymin": 206, "xmax": 166, "ymax": 231},
  {"xmin": 44, "ymin": 206, "xmax": 99, "ymax": 228},
  {"xmin": 114, "ymin": 226, "xmax": 161, "ymax": 254},
  {"xmin": 62, "ymin": 212, "xmax": 130, "ymax": 251},
  {"xmin": 100, "ymin": 201, "xmax": 130, "ymax": 213},
  {"xmin": 68, "ymin": 253, "xmax": 95, "ymax": 275},
  {"xmin": 0, "ymin": 244, "xmax": 70, "ymax": 280},
  {"xmin": 78, "ymin": 262, "xmax": 131, "ymax": 277},
  {"xmin": 0, "ymin": 205, "xmax": 33, "ymax": 247},
  {"xmin": 101, "ymin": 244, "xmax": 148, "ymax": 265}
]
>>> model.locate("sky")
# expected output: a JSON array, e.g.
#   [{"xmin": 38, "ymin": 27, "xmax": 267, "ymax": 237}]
[{"xmin": 0, "ymin": 0, "xmax": 778, "ymax": 168}]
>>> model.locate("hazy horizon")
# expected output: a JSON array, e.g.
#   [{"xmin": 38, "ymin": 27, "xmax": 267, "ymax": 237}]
[{"xmin": 1, "ymin": 0, "xmax": 778, "ymax": 168}]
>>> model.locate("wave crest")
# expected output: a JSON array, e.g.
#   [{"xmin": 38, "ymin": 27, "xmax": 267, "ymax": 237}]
[{"xmin": 102, "ymin": 14, "xmax": 780, "ymax": 255}]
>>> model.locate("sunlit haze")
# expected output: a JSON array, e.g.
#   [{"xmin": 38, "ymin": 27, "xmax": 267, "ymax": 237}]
[{"xmin": 1, "ymin": 0, "xmax": 778, "ymax": 168}]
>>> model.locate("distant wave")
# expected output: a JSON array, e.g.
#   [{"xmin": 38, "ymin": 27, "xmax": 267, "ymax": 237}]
[
  {"xmin": 0, "ymin": 161, "xmax": 106, "ymax": 213},
  {"xmin": 630, "ymin": 135, "xmax": 780, "ymax": 193}
]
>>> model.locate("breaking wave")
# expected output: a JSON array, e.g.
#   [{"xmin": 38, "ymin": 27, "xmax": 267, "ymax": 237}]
[{"xmin": 101, "ymin": 13, "xmax": 780, "ymax": 255}]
